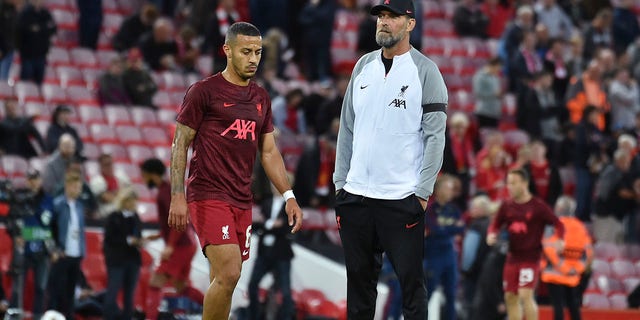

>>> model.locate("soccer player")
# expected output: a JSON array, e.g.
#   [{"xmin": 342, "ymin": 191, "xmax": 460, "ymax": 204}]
[
  {"xmin": 487, "ymin": 169, "xmax": 565, "ymax": 320},
  {"xmin": 140, "ymin": 158, "xmax": 203, "ymax": 319},
  {"xmin": 168, "ymin": 22, "xmax": 303, "ymax": 320}
]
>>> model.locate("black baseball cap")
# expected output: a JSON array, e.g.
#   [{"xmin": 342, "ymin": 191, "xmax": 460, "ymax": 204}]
[{"xmin": 370, "ymin": 0, "xmax": 416, "ymax": 18}]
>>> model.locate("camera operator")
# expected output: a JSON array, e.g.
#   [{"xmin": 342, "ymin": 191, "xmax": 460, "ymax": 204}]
[{"xmin": 6, "ymin": 168, "xmax": 54, "ymax": 320}]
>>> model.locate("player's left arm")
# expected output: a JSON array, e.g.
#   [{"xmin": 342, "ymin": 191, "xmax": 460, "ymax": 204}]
[
  {"xmin": 416, "ymin": 59, "xmax": 448, "ymax": 210},
  {"xmin": 259, "ymin": 132, "xmax": 303, "ymax": 233}
]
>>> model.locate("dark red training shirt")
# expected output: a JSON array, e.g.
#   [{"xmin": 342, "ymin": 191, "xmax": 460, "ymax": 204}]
[
  {"xmin": 157, "ymin": 180, "xmax": 193, "ymax": 247},
  {"xmin": 176, "ymin": 73, "xmax": 273, "ymax": 209},
  {"xmin": 488, "ymin": 196, "xmax": 565, "ymax": 263}
]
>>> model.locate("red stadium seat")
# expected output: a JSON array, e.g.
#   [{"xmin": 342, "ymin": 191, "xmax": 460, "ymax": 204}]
[
  {"xmin": 43, "ymin": 66, "xmax": 59, "ymax": 85},
  {"xmin": 81, "ymin": 254, "xmax": 107, "ymax": 290},
  {"xmin": 611, "ymin": 259, "xmax": 637, "ymax": 279},
  {"xmin": 50, "ymin": 9, "xmax": 77, "ymax": 30},
  {"xmin": 70, "ymin": 48, "xmax": 98, "ymax": 69},
  {"xmin": 85, "ymin": 231, "xmax": 104, "ymax": 253},
  {"xmin": 58, "ymin": 67, "xmax": 85, "ymax": 88},
  {"xmin": 96, "ymin": 50, "xmax": 120, "ymax": 69},
  {"xmin": 623, "ymin": 277, "xmax": 640, "ymax": 294},
  {"xmin": 29, "ymin": 157, "xmax": 48, "ymax": 174},
  {"xmin": 591, "ymin": 259, "xmax": 612, "ymax": 277},
  {"xmin": 156, "ymin": 109, "xmax": 177, "ymax": 125},
  {"xmin": 583, "ymin": 292, "xmax": 610, "ymax": 309},
  {"xmin": 24, "ymin": 102, "xmax": 50, "ymax": 120},
  {"xmin": 79, "ymin": 105, "xmax": 106, "ymax": 124},
  {"xmin": 152, "ymin": 91, "xmax": 175, "ymax": 110},
  {"xmin": 626, "ymin": 244, "xmax": 640, "ymax": 260},
  {"xmin": 142, "ymin": 127, "xmax": 170, "ymax": 147},
  {"xmin": 41, "ymin": 84, "xmax": 68, "ymax": 105},
  {"xmin": 132, "ymin": 183, "xmax": 154, "ymax": 202},
  {"xmin": 82, "ymin": 68, "xmax": 102, "ymax": 90},
  {"xmin": 153, "ymin": 146, "xmax": 171, "ymax": 164},
  {"xmin": 608, "ymin": 293, "xmax": 628, "ymax": 310},
  {"xmin": 100, "ymin": 143, "xmax": 129, "ymax": 162},
  {"xmin": 1, "ymin": 156, "xmax": 29, "ymax": 177},
  {"xmin": 14, "ymin": 81, "xmax": 42, "ymax": 103},
  {"xmin": 129, "ymin": 107, "xmax": 158, "ymax": 127},
  {"xmin": 116, "ymin": 125, "xmax": 145, "ymax": 145},
  {"xmin": 127, "ymin": 145, "xmax": 155, "ymax": 165},
  {"xmin": 83, "ymin": 160, "xmax": 100, "ymax": 178},
  {"xmin": 113, "ymin": 162, "xmax": 142, "ymax": 182},
  {"xmin": 594, "ymin": 242, "xmax": 624, "ymax": 261},
  {"xmin": 422, "ymin": 1, "xmax": 443, "ymax": 18},
  {"xmin": 596, "ymin": 275, "xmax": 623, "ymax": 294},
  {"xmin": 82, "ymin": 143, "xmax": 101, "ymax": 160},
  {"xmin": 101, "ymin": 13, "xmax": 124, "ymax": 35},
  {"xmin": 0, "ymin": 82, "xmax": 13, "ymax": 100},
  {"xmin": 33, "ymin": 120, "xmax": 50, "ymax": 139},
  {"xmin": 102, "ymin": 0, "xmax": 120, "ymax": 14},
  {"xmin": 67, "ymin": 86, "xmax": 98, "ymax": 105},
  {"xmin": 90, "ymin": 124, "xmax": 118, "ymax": 144},
  {"xmin": 47, "ymin": 47, "xmax": 71, "ymax": 67},
  {"xmin": 137, "ymin": 201, "xmax": 159, "ymax": 223},
  {"xmin": 44, "ymin": 0, "xmax": 72, "ymax": 11},
  {"xmin": 71, "ymin": 122, "xmax": 91, "ymax": 142},
  {"xmin": 104, "ymin": 105, "xmax": 133, "ymax": 126},
  {"xmin": 162, "ymin": 72, "xmax": 187, "ymax": 92}
]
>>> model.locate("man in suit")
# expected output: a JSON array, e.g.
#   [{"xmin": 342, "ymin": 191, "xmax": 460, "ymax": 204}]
[{"xmin": 49, "ymin": 171, "xmax": 86, "ymax": 319}]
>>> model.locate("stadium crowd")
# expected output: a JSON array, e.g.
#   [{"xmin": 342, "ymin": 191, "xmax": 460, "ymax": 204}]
[{"xmin": 1, "ymin": 0, "xmax": 640, "ymax": 319}]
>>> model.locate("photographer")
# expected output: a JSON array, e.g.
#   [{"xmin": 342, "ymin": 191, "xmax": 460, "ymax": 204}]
[{"xmin": 5, "ymin": 169, "xmax": 54, "ymax": 320}]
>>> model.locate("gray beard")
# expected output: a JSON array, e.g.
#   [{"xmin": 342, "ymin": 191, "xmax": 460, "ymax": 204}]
[{"xmin": 376, "ymin": 32, "xmax": 402, "ymax": 48}]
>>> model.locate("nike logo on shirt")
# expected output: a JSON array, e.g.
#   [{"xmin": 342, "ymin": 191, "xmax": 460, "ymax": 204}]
[
  {"xmin": 360, "ymin": 85, "xmax": 369, "ymax": 89},
  {"xmin": 405, "ymin": 222, "xmax": 419, "ymax": 229},
  {"xmin": 223, "ymin": 103, "xmax": 236, "ymax": 107}
]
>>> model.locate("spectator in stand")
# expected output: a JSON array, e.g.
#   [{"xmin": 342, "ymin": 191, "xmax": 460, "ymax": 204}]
[
  {"xmin": 316, "ymin": 73, "xmax": 349, "ymax": 136},
  {"xmin": 442, "ymin": 112, "xmax": 479, "ymax": 210},
  {"xmin": 509, "ymin": 31, "xmax": 543, "ymax": 94},
  {"xmin": 140, "ymin": 158, "xmax": 203, "ymax": 320},
  {"xmin": 272, "ymin": 88, "xmax": 307, "ymax": 134},
  {"xmin": 534, "ymin": 23, "xmax": 551, "ymax": 58},
  {"xmin": 567, "ymin": 35, "xmax": 586, "ymax": 79},
  {"xmin": 460, "ymin": 194, "xmax": 498, "ymax": 317},
  {"xmin": 176, "ymin": 25, "xmax": 200, "ymax": 73},
  {"xmin": 472, "ymin": 230, "xmax": 508, "ymax": 320},
  {"xmin": 541, "ymin": 195, "xmax": 593, "ymax": 320},
  {"xmin": 481, "ymin": 0, "xmax": 512, "ymax": 39},
  {"xmin": 112, "ymin": 3, "xmax": 159, "ymax": 52},
  {"xmin": 499, "ymin": 5, "xmax": 535, "ymax": 72},
  {"xmin": 487, "ymin": 169, "xmax": 565, "ymax": 320},
  {"xmin": 535, "ymin": 0, "xmax": 575, "ymax": 41},
  {"xmin": 138, "ymin": 18, "xmax": 179, "ymax": 71},
  {"xmin": 98, "ymin": 57, "xmax": 132, "ymax": 106},
  {"xmin": 89, "ymin": 154, "xmax": 131, "ymax": 218},
  {"xmin": 582, "ymin": 8, "xmax": 613, "ymax": 61},
  {"xmin": 298, "ymin": 0, "xmax": 336, "ymax": 81},
  {"xmin": 0, "ymin": 97, "xmax": 45, "ymax": 159},
  {"xmin": 452, "ymin": 0, "xmax": 488, "ymax": 38},
  {"xmin": 573, "ymin": 106, "xmax": 609, "ymax": 221},
  {"xmin": 293, "ymin": 118, "xmax": 338, "ymax": 208},
  {"xmin": 102, "ymin": 187, "xmax": 143, "ymax": 320},
  {"xmin": 559, "ymin": 0, "xmax": 588, "ymax": 27},
  {"xmin": 203, "ymin": 0, "xmax": 241, "ymax": 74},
  {"xmin": 543, "ymin": 38, "xmax": 570, "ymax": 101},
  {"xmin": 49, "ymin": 171, "xmax": 86, "ymax": 319},
  {"xmin": 122, "ymin": 48, "xmax": 158, "ymax": 109},
  {"xmin": 0, "ymin": 0, "xmax": 22, "ymax": 80},
  {"xmin": 566, "ymin": 60, "xmax": 609, "ymax": 131},
  {"xmin": 45, "ymin": 105, "xmax": 83, "ymax": 156},
  {"xmin": 184, "ymin": 0, "xmax": 216, "ymax": 35},
  {"xmin": 609, "ymin": 68, "xmax": 640, "ymax": 132},
  {"xmin": 15, "ymin": 0, "xmax": 55, "ymax": 85},
  {"xmin": 424, "ymin": 175, "xmax": 465, "ymax": 320},
  {"xmin": 612, "ymin": 0, "xmax": 640, "ymax": 56},
  {"xmin": 593, "ymin": 148, "xmax": 635, "ymax": 243},
  {"xmin": 476, "ymin": 143, "xmax": 511, "ymax": 201},
  {"xmin": 42, "ymin": 134, "xmax": 77, "ymax": 195},
  {"xmin": 517, "ymin": 71, "xmax": 564, "ymax": 152},
  {"xmin": 597, "ymin": 48, "xmax": 617, "ymax": 87},
  {"xmin": 617, "ymin": 134, "xmax": 640, "ymax": 174},
  {"xmin": 248, "ymin": 179, "xmax": 296, "ymax": 320},
  {"xmin": 529, "ymin": 140, "xmax": 563, "ymax": 205},
  {"xmin": 473, "ymin": 57, "xmax": 503, "ymax": 129},
  {"xmin": 76, "ymin": 0, "xmax": 102, "ymax": 50},
  {"xmin": 357, "ymin": 5, "xmax": 378, "ymax": 55}
]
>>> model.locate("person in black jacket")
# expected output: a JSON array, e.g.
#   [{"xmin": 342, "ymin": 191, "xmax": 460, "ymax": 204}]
[
  {"xmin": 76, "ymin": 0, "xmax": 102, "ymax": 50},
  {"xmin": 122, "ymin": 48, "xmax": 158, "ymax": 108},
  {"xmin": 453, "ymin": 0, "xmax": 488, "ymax": 38},
  {"xmin": 137, "ymin": 18, "xmax": 178, "ymax": 71},
  {"xmin": 102, "ymin": 187, "xmax": 143, "ymax": 320},
  {"xmin": 247, "ymin": 182, "xmax": 295, "ymax": 320},
  {"xmin": 45, "ymin": 105, "xmax": 83, "ymax": 157},
  {"xmin": 15, "ymin": 0, "xmax": 56, "ymax": 85},
  {"xmin": 0, "ymin": 97, "xmax": 45, "ymax": 159},
  {"xmin": 0, "ymin": 0, "xmax": 21, "ymax": 80},
  {"xmin": 297, "ymin": 0, "xmax": 336, "ymax": 81},
  {"xmin": 112, "ymin": 3, "xmax": 159, "ymax": 52},
  {"xmin": 470, "ymin": 233, "xmax": 508, "ymax": 320}
]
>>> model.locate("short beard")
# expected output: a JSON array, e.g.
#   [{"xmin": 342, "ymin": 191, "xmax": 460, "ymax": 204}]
[{"xmin": 376, "ymin": 32, "xmax": 403, "ymax": 48}]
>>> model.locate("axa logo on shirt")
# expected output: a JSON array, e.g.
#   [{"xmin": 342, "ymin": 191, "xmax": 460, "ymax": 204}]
[
  {"xmin": 388, "ymin": 85, "xmax": 409, "ymax": 109},
  {"xmin": 222, "ymin": 225, "xmax": 230, "ymax": 240},
  {"xmin": 221, "ymin": 119, "xmax": 256, "ymax": 141}
]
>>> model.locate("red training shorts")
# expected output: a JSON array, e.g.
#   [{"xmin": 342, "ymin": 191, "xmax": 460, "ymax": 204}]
[
  {"xmin": 155, "ymin": 242, "xmax": 197, "ymax": 282},
  {"xmin": 188, "ymin": 199, "xmax": 253, "ymax": 261},
  {"xmin": 503, "ymin": 261, "xmax": 539, "ymax": 293}
]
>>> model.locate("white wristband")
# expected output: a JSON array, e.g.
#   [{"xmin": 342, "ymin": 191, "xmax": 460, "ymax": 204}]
[{"xmin": 283, "ymin": 190, "xmax": 296, "ymax": 201}]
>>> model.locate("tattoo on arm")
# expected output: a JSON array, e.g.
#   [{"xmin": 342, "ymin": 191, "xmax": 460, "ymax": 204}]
[{"xmin": 171, "ymin": 123, "xmax": 196, "ymax": 194}]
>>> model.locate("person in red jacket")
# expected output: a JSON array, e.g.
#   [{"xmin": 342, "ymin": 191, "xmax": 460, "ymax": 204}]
[{"xmin": 487, "ymin": 168, "xmax": 565, "ymax": 320}]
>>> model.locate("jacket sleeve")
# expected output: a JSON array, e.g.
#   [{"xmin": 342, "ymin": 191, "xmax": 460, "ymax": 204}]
[{"xmin": 333, "ymin": 57, "xmax": 361, "ymax": 190}]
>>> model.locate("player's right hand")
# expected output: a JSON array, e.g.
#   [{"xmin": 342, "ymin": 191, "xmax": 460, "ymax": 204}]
[
  {"xmin": 169, "ymin": 193, "xmax": 189, "ymax": 232},
  {"xmin": 486, "ymin": 233, "xmax": 497, "ymax": 246}
]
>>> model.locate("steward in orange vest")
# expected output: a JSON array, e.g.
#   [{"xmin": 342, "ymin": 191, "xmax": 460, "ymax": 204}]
[{"xmin": 541, "ymin": 216, "xmax": 593, "ymax": 287}]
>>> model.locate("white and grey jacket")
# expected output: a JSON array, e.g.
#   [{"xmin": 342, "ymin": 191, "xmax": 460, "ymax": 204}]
[{"xmin": 333, "ymin": 48, "xmax": 448, "ymax": 200}]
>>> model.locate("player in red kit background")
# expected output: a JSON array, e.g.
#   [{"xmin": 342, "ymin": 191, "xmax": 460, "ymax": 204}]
[
  {"xmin": 168, "ymin": 22, "xmax": 303, "ymax": 320},
  {"xmin": 487, "ymin": 169, "xmax": 565, "ymax": 320}
]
